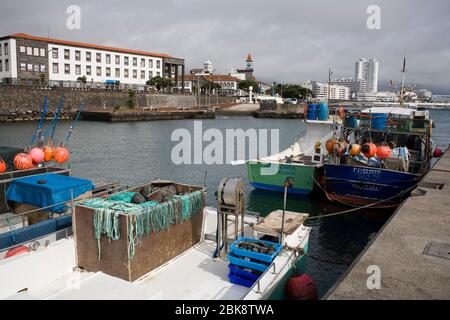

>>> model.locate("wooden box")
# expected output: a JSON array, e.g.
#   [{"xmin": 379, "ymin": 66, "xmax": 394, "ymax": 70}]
[{"xmin": 73, "ymin": 180, "xmax": 206, "ymax": 282}]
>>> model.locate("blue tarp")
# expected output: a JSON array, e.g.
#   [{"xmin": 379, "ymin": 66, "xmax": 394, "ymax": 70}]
[{"xmin": 6, "ymin": 173, "xmax": 95, "ymax": 213}]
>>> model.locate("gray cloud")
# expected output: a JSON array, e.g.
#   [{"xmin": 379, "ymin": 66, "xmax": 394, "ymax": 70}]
[{"xmin": 1, "ymin": 0, "xmax": 449, "ymax": 93}]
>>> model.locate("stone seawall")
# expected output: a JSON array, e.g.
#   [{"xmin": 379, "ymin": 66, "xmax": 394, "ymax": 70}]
[{"xmin": 0, "ymin": 86, "xmax": 236, "ymax": 122}]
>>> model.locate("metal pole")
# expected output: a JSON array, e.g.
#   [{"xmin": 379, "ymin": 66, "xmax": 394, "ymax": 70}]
[{"xmin": 280, "ymin": 178, "xmax": 293, "ymax": 244}]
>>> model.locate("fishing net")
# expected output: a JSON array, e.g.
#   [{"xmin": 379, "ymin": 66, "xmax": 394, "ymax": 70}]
[{"xmin": 82, "ymin": 190, "xmax": 205, "ymax": 261}]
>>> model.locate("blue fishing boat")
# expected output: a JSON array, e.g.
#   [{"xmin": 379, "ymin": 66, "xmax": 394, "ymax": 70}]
[{"xmin": 320, "ymin": 107, "xmax": 436, "ymax": 208}]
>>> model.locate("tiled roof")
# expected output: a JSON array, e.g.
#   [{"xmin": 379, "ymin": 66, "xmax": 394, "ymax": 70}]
[
  {"xmin": 182, "ymin": 74, "xmax": 241, "ymax": 82},
  {"xmin": 246, "ymin": 53, "xmax": 253, "ymax": 62},
  {"xmin": 6, "ymin": 33, "xmax": 174, "ymax": 59}
]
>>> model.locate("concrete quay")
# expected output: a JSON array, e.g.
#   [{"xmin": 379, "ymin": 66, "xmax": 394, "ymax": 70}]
[{"xmin": 326, "ymin": 148, "xmax": 450, "ymax": 300}]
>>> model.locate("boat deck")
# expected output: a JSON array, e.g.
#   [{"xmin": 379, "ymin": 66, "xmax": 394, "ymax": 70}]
[{"xmin": 8, "ymin": 239, "xmax": 248, "ymax": 300}]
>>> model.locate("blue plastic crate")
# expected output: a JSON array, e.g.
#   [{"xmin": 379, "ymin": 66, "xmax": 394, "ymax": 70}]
[
  {"xmin": 229, "ymin": 237, "xmax": 282, "ymax": 264},
  {"xmin": 228, "ymin": 274, "xmax": 255, "ymax": 288},
  {"xmin": 228, "ymin": 264, "xmax": 261, "ymax": 282},
  {"xmin": 227, "ymin": 252, "xmax": 270, "ymax": 273}
]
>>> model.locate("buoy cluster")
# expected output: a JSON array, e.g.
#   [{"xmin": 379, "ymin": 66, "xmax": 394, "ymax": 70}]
[
  {"xmin": 12, "ymin": 145, "xmax": 70, "ymax": 171},
  {"xmin": 326, "ymin": 139, "xmax": 392, "ymax": 159}
]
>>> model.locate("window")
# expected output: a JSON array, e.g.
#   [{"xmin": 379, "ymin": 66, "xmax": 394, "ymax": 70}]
[
  {"xmin": 33, "ymin": 48, "xmax": 39, "ymax": 56},
  {"xmin": 124, "ymin": 69, "xmax": 129, "ymax": 78},
  {"xmin": 75, "ymin": 65, "xmax": 81, "ymax": 75},
  {"xmin": 115, "ymin": 68, "xmax": 120, "ymax": 77},
  {"xmin": 156, "ymin": 60, "xmax": 160, "ymax": 68},
  {"xmin": 133, "ymin": 58, "xmax": 137, "ymax": 66},
  {"xmin": 148, "ymin": 59, "xmax": 153, "ymax": 68},
  {"xmin": 96, "ymin": 53, "xmax": 101, "ymax": 63},
  {"xmin": 27, "ymin": 63, "xmax": 33, "ymax": 71},
  {"xmin": 106, "ymin": 67, "xmax": 111, "ymax": 77},
  {"xmin": 0, "ymin": 60, "xmax": 2, "ymax": 72},
  {"xmin": 86, "ymin": 52, "xmax": 91, "ymax": 62},
  {"xmin": 20, "ymin": 46, "xmax": 26, "ymax": 53},
  {"xmin": 149, "ymin": 71, "xmax": 153, "ymax": 79},
  {"xmin": 86, "ymin": 65, "xmax": 91, "ymax": 76},
  {"xmin": 115, "ymin": 55, "xmax": 120, "ymax": 65},
  {"xmin": 106, "ymin": 54, "xmax": 111, "ymax": 64},
  {"xmin": 156, "ymin": 71, "xmax": 161, "ymax": 76},
  {"xmin": 141, "ymin": 70, "xmax": 145, "ymax": 79},
  {"xmin": 27, "ymin": 47, "xmax": 32, "ymax": 56},
  {"xmin": 140, "ymin": 58, "xmax": 145, "ymax": 68},
  {"xmin": 64, "ymin": 49, "xmax": 70, "ymax": 60},
  {"xmin": 0, "ymin": 44, "xmax": 2, "ymax": 56},
  {"xmin": 40, "ymin": 64, "xmax": 46, "ymax": 72},
  {"xmin": 52, "ymin": 48, "xmax": 58, "ymax": 59},
  {"xmin": 52, "ymin": 63, "xmax": 59, "ymax": 74},
  {"xmin": 5, "ymin": 59, "xmax": 8, "ymax": 71},
  {"xmin": 40, "ymin": 48, "xmax": 46, "ymax": 57},
  {"xmin": 4, "ymin": 43, "xmax": 8, "ymax": 55},
  {"xmin": 33, "ymin": 64, "xmax": 39, "ymax": 72},
  {"xmin": 75, "ymin": 50, "xmax": 81, "ymax": 61},
  {"xmin": 124, "ymin": 57, "xmax": 129, "ymax": 66},
  {"xmin": 96, "ymin": 66, "xmax": 101, "ymax": 76},
  {"xmin": 64, "ymin": 64, "xmax": 70, "ymax": 74},
  {"xmin": 133, "ymin": 70, "xmax": 137, "ymax": 79}
]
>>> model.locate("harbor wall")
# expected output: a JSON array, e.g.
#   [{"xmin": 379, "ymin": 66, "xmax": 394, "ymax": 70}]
[{"xmin": 0, "ymin": 86, "xmax": 236, "ymax": 122}]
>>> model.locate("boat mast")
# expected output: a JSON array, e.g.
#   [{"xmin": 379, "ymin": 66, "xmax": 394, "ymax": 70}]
[{"xmin": 400, "ymin": 53, "xmax": 406, "ymax": 107}]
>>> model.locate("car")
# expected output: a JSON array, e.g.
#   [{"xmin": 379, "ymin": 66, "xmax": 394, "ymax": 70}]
[{"xmin": 283, "ymin": 98, "xmax": 298, "ymax": 104}]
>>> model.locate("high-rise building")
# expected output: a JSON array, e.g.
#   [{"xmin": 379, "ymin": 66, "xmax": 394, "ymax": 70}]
[{"xmin": 355, "ymin": 58, "xmax": 379, "ymax": 93}]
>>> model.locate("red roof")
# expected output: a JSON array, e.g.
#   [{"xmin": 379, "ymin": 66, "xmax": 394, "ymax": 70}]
[
  {"xmin": 246, "ymin": 53, "xmax": 253, "ymax": 62},
  {"xmin": 8, "ymin": 33, "xmax": 174, "ymax": 59},
  {"xmin": 182, "ymin": 74, "xmax": 241, "ymax": 82}
]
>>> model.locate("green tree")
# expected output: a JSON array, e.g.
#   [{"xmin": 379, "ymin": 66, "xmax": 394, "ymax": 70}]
[
  {"xmin": 147, "ymin": 76, "xmax": 174, "ymax": 91},
  {"xmin": 127, "ymin": 89, "xmax": 136, "ymax": 109},
  {"xmin": 201, "ymin": 80, "xmax": 221, "ymax": 91},
  {"xmin": 238, "ymin": 80, "xmax": 259, "ymax": 92},
  {"xmin": 77, "ymin": 76, "xmax": 87, "ymax": 87},
  {"xmin": 272, "ymin": 84, "xmax": 314, "ymax": 100}
]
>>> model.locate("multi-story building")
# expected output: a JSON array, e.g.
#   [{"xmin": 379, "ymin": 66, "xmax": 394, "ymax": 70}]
[
  {"xmin": 416, "ymin": 89, "xmax": 433, "ymax": 102},
  {"xmin": 302, "ymin": 80, "xmax": 350, "ymax": 101},
  {"xmin": 355, "ymin": 58, "xmax": 379, "ymax": 93},
  {"xmin": 0, "ymin": 33, "xmax": 185, "ymax": 90},
  {"xmin": 178, "ymin": 74, "xmax": 240, "ymax": 95},
  {"xmin": 329, "ymin": 78, "xmax": 366, "ymax": 99}
]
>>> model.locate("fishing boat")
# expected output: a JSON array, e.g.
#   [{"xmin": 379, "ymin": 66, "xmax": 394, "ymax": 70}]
[
  {"xmin": 247, "ymin": 102, "xmax": 341, "ymax": 195},
  {"xmin": 0, "ymin": 178, "xmax": 312, "ymax": 300},
  {"xmin": 320, "ymin": 107, "xmax": 435, "ymax": 208}
]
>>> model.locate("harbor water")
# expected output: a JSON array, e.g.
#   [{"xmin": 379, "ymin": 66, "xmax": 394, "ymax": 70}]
[{"xmin": 1, "ymin": 110, "xmax": 449, "ymax": 297}]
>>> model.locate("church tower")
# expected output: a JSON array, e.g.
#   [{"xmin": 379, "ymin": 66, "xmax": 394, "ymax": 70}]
[{"xmin": 244, "ymin": 53, "xmax": 254, "ymax": 80}]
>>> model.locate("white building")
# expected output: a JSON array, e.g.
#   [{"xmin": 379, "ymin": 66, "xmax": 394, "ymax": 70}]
[
  {"xmin": 355, "ymin": 58, "xmax": 379, "ymax": 93},
  {"xmin": 416, "ymin": 89, "xmax": 432, "ymax": 102},
  {"xmin": 178, "ymin": 74, "xmax": 240, "ymax": 95},
  {"xmin": 329, "ymin": 78, "xmax": 366, "ymax": 99},
  {"xmin": 303, "ymin": 80, "xmax": 350, "ymax": 101},
  {"xmin": 0, "ymin": 33, "xmax": 185, "ymax": 89}
]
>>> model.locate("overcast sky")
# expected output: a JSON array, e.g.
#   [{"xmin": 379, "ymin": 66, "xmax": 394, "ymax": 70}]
[{"xmin": 1, "ymin": 0, "xmax": 449, "ymax": 93}]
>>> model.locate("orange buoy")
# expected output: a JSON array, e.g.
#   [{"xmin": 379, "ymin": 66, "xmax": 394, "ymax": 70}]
[
  {"xmin": 14, "ymin": 153, "xmax": 34, "ymax": 170},
  {"xmin": 4, "ymin": 245, "xmax": 29, "ymax": 259},
  {"xmin": 43, "ymin": 145, "xmax": 55, "ymax": 162},
  {"xmin": 54, "ymin": 147, "xmax": 70, "ymax": 164},
  {"xmin": 326, "ymin": 139, "xmax": 338, "ymax": 153},
  {"xmin": 376, "ymin": 146, "xmax": 392, "ymax": 159},
  {"xmin": 361, "ymin": 143, "xmax": 377, "ymax": 158},
  {"xmin": 29, "ymin": 147, "xmax": 45, "ymax": 164},
  {"xmin": 337, "ymin": 107, "xmax": 345, "ymax": 119},
  {"xmin": 285, "ymin": 274, "xmax": 318, "ymax": 300},
  {"xmin": 332, "ymin": 141, "xmax": 347, "ymax": 156},
  {"xmin": 348, "ymin": 143, "xmax": 361, "ymax": 156},
  {"xmin": 0, "ymin": 158, "xmax": 6, "ymax": 173}
]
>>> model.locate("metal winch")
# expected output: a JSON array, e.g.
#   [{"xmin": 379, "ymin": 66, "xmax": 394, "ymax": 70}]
[{"xmin": 215, "ymin": 177, "xmax": 245, "ymax": 259}]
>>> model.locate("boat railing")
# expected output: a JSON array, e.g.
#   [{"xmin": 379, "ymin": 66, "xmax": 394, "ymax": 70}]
[
  {"xmin": 0, "ymin": 185, "xmax": 128, "ymax": 233},
  {"xmin": 241, "ymin": 247, "xmax": 298, "ymax": 299}
]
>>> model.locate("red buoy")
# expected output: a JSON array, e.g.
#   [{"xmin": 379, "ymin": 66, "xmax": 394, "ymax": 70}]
[
  {"xmin": 285, "ymin": 273, "xmax": 318, "ymax": 300},
  {"xmin": 433, "ymin": 147, "xmax": 443, "ymax": 158},
  {"xmin": 362, "ymin": 143, "xmax": 377, "ymax": 158},
  {"xmin": 0, "ymin": 158, "xmax": 6, "ymax": 173},
  {"xmin": 376, "ymin": 146, "xmax": 392, "ymax": 159},
  {"xmin": 4, "ymin": 245, "xmax": 29, "ymax": 259}
]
